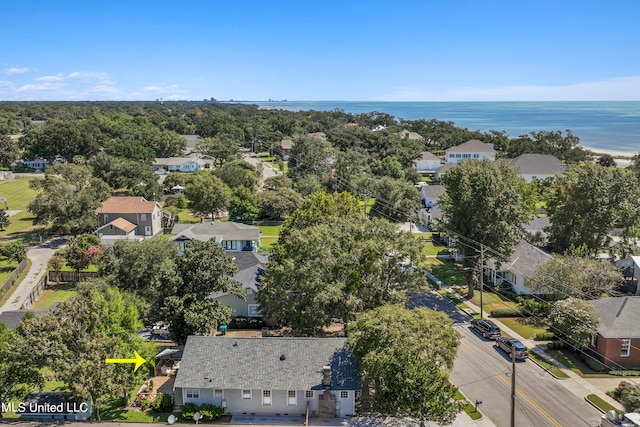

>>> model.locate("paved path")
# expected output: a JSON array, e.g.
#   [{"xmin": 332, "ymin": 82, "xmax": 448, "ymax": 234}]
[
  {"xmin": 0, "ymin": 236, "xmax": 67, "ymax": 313},
  {"xmin": 242, "ymin": 153, "xmax": 280, "ymax": 186}
]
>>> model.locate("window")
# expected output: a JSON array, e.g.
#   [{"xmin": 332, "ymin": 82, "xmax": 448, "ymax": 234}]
[
  {"xmin": 340, "ymin": 391, "xmax": 349, "ymax": 399},
  {"xmin": 104, "ymin": 214, "xmax": 109, "ymax": 222},
  {"xmin": 248, "ymin": 304, "xmax": 261, "ymax": 317},
  {"xmin": 288, "ymin": 390, "xmax": 296, "ymax": 405},
  {"xmin": 621, "ymin": 339, "xmax": 631, "ymax": 357},
  {"xmin": 590, "ymin": 334, "xmax": 598, "ymax": 348},
  {"xmin": 214, "ymin": 389, "xmax": 223, "ymax": 399},
  {"xmin": 141, "ymin": 213, "xmax": 147, "ymax": 221},
  {"xmin": 223, "ymin": 240, "xmax": 237, "ymax": 250},
  {"xmin": 262, "ymin": 390, "xmax": 272, "ymax": 405},
  {"xmin": 242, "ymin": 389, "xmax": 251, "ymax": 399},
  {"xmin": 186, "ymin": 389, "xmax": 200, "ymax": 399},
  {"xmin": 246, "ymin": 288, "xmax": 253, "ymax": 295},
  {"xmin": 305, "ymin": 391, "xmax": 314, "ymax": 398}
]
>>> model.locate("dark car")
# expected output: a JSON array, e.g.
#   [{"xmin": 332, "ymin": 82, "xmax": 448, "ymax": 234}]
[
  {"xmin": 470, "ymin": 318, "xmax": 501, "ymax": 339},
  {"xmin": 496, "ymin": 337, "xmax": 529, "ymax": 360}
]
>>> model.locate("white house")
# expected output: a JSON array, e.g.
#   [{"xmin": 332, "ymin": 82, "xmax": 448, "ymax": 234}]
[
  {"xmin": 415, "ymin": 151, "xmax": 442, "ymax": 173},
  {"xmin": 397, "ymin": 129, "xmax": 424, "ymax": 140},
  {"xmin": 173, "ymin": 336, "xmax": 361, "ymax": 418},
  {"xmin": 445, "ymin": 140, "xmax": 496, "ymax": 164},
  {"xmin": 154, "ymin": 157, "xmax": 208, "ymax": 173},
  {"xmin": 172, "ymin": 221, "xmax": 262, "ymax": 253},
  {"xmin": 617, "ymin": 256, "xmax": 640, "ymax": 296},
  {"xmin": 485, "ymin": 240, "xmax": 552, "ymax": 295},
  {"xmin": 508, "ymin": 154, "xmax": 565, "ymax": 183}
]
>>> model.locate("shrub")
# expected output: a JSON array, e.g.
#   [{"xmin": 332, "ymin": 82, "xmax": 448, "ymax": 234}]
[
  {"xmin": 181, "ymin": 402, "xmax": 198, "ymax": 419},
  {"xmin": 521, "ymin": 298, "xmax": 552, "ymax": 317},
  {"xmin": 152, "ymin": 393, "xmax": 173, "ymax": 412},
  {"xmin": 140, "ymin": 399, "xmax": 152, "ymax": 410},
  {"xmin": 198, "ymin": 403, "xmax": 224, "ymax": 421},
  {"xmin": 546, "ymin": 341, "xmax": 568, "ymax": 350},
  {"xmin": 585, "ymin": 356, "xmax": 607, "ymax": 372},
  {"xmin": 490, "ymin": 308, "xmax": 522, "ymax": 317},
  {"xmin": 535, "ymin": 332, "xmax": 555, "ymax": 341},
  {"xmin": 229, "ymin": 316, "xmax": 265, "ymax": 329},
  {"xmin": 610, "ymin": 370, "xmax": 640, "ymax": 377},
  {"xmin": 608, "ymin": 381, "xmax": 631, "ymax": 402}
]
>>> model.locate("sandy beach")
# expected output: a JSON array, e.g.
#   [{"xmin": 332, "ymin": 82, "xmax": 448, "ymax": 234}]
[{"xmin": 582, "ymin": 146, "xmax": 636, "ymax": 168}]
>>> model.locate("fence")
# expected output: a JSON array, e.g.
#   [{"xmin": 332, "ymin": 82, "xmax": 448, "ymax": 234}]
[
  {"xmin": 21, "ymin": 274, "xmax": 47, "ymax": 310},
  {"xmin": 47, "ymin": 271, "xmax": 99, "ymax": 284},
  {"xmin": 0, "ymin": 258, "xmax": 28, "ymax": 298}
]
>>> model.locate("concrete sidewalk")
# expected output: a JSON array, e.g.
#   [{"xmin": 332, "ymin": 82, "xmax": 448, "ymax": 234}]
[
  {"xmin": 0, "ymin": 236, "xmax": 66, "ymax": 313},
  {"xmin": 445, "ymin": 285, "xmax": 624, "ymax": 413}
]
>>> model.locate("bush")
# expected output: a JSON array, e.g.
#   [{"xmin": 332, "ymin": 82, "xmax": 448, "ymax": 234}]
[
  {"xmin": 610, "ymin": 370, "xmax": 640, "ymax": 377},
  {"xmin": 152, "ymin": 393, "xmax": 173, "ymax": 412},
  {"xmin": 546, "ymin": 341, "xmax": 568, "ymax": 350},
  {"xmin": 181, "ymin": 402, "xmax": 198, "ymax": 419},
  {"xmin": 585, "ymin": 356, "xmax": 608, "ymax": 372},
  {"xmin": 520, "ymin": 298, "xmax": 552, "ymax": 317},
  {"xmin": 535, "ymin": 332, "xmax": 555, "ymax": 341},
  {"xmin": 140, "ymin": 399, "xmax": 152, "ymax": 410},
  {"xmin": 490, "ymin": 308, "xmax": 522, "ymax": 317},
  {"xmin": 198, "ymin": 403, "xmax": 224, "ymax": 421},
  {"xmin": 607, "ymin": 381, "xmax": 631, "ymax": 401},
  {"xmin": 229, "ymin": 316, "xmax": 265, "ymax": 329}
]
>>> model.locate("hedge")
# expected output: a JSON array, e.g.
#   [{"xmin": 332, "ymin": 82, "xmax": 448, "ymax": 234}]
[
  {"xmin": 535, "ymin": 332, "xmax": 555, "ymax": 341},
  {"xmin": 610, "ymin": 370, "xmax": 640, "ymax": 376},
  {"xmin": 546, "ymin": 341, "xmax": 568, "ymax": 350},
  {"xmin": 181, "ymin": 402, "xmax": 223, "ymax": 421},
  {"xmin": 490, "ymin": 308, "xmax": 522, "ymax": 317}
]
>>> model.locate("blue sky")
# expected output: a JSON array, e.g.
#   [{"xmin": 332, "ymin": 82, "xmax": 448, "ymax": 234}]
[{"xmin": 1, "ymin": 0, "xmax": 639, "ymax": 101}]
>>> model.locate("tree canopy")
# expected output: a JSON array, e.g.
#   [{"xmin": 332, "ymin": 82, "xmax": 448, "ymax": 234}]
[
  {"xmin": 347, "ymin": 304, "xmax": 463, "ymax": 425},
  {"xmin": 549, "ymin": 297, "xmax": 599, "ymax": 350}
]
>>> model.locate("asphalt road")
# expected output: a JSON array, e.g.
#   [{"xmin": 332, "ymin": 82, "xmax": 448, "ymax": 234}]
[{"xmin": 411, "ymin": 291, "xmax": 602, "ymax": 427}]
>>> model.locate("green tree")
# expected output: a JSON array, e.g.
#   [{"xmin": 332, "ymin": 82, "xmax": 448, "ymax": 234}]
[
  {"xmin": 28, "ymin": 163, "xmax": 111, "ymax": 235},
  {"xmin": 64, "ymin": 234, "xmax": 100, "ymax": 272},
  {"xmin": 17, "ymin": 284, "xmax": 154, "ymax": 420},
  {"xmin": 620, "ymin": 384, "xmax": 640, "ymax": 413},
  {"xmin": 527, "ymin": 254, "xmax": 623, "ymax": 300},
  {"xmin": 0, "ymin": 209, "xmax": 8, "ymax": 231},
  {"xmin": 197, "ymin": 134, "xmax": 240, "ymax": 167},
  {"xmin": 263, "ymin": 174, "xmax": 292, "ymax": 191},
  {"xmin": 160, "ymin": 240, "xmax": 243, "ymax": 344},
  {"xmin": 257, "ymin": 217, "xmax": 426, "ymax": 335},
  {"xmin": 546, "ymin": 164, "xmax": 640, "ymax": 254},
  {"xmin": 370, "ymin": 177, "xmax": 423, "ymax": 222},
  {"xmin": 258, "ymin": 188, "xmax": 303, "ymax": 220},
  {"xmin": 228, "ymin": 187, "xmax": 260, "ymax": 223},
  {"xmin": 213, "ymin": 160, "xmax": 258, "ymax": 190},
  {"xmin": 288, "ymin": 135, "xmax": 335, "ymax": 181},
  {"xmin": 0, "ymin": 135, "xmax": 19, "ymax": 168},
  {"xmin": 596, "ymin": 153, "xmax": 617, "ymax": 167},
  {"xmin": 380, "ymin": 156, "xmax": 405, "ymax": 179},
  {"xmin": 440, "ymin": 159, "xmax": 536, "ymax": 296},
  {"xmin": 185, "ymin": 172, "xmax": 232, "ymax": 219},
  {"xmin": 2, "ymin": 241, "xmax": 26, "ymax": 262},
  {"xmin": 347, "ymin": 305, "xmax": 463, "ymax": 426},
  {"xmin": 549, "ymin": 297, "xmax": 599, "ymax": 350}
]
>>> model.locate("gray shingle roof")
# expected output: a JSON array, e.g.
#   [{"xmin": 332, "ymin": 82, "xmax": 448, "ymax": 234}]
[
  {"xmin": 174, "ymin": 336, "xmax": 361, "ymax": 391},
  {"xmin": 398, "ymin": 129, "xmax": 424, "ymax": 140},
  {"xmin": 421, "ymin": 184, "xmax": 446, "ymax": 200},
  {"xmin": 486, "ymin": 240, "xmax": 551, "ymax": 278},
  {"xmin": 590, "ymin": 296, "xmax": 640, "ymax": 338},
  {"xmin": 210, "ymin": 252, "xmax": 268, "ymax": 297},
  {"xmin": 524, "ymin": 216, "xmax": 550, "ymax": 233},
  {"xmin": 0, "ymin": 310, "xmax": 49, "ymax": 329},
  {"xmin": 172, "ymin": 222, "xmax": 262, "ymax": 243},
  {"xmin": 446, "ymin": 139, "xmax": 496, "ymax": 153},
  {"xmin": 418, "ymin": 151, "xmax": 440, "ymax": 161},
  {"xmin": 508, "ymin": 154, "xmax": 565, "ymax": 176}
]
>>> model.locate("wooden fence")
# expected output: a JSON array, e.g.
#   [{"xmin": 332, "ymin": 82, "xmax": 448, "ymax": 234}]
[
  {"xmin": 47, "ymin": 271, "xmax": 99, "ymax": 284},
  {"xmin": 0, "ymin": 258, "xmax": 28, "ymax": 298},
  {"xmin": 21, "ymin": 274, "xmax": 47, "ymax": 310}
]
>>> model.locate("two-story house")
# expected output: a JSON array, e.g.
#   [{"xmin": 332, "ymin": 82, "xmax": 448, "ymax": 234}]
[
  {"xmin": 95, "ymin": 196, "xmax": 164, "ymax": 246},
  {"xmin": 415, "ymin": 151, "xmax": 442, "ymax": 174},
  {"xmin": 508, "ymin": 154, "xmax": 565, "ymax": 183},
  {"xmin": 445, "ymin": 140, "xmax": 497, "ymax": 164},
  {"xmin": 172, "ymin": 221, "xmax": 262, "ymax": 254}
]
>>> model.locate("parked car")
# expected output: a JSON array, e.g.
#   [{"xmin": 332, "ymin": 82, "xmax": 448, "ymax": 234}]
[
  {"xmin": 496, "ymin": 337, "xmax": 529, "ymax": 360},
  {"xmin": 470, "ymin": 318, "xmax": 501, "ymax": 339}
]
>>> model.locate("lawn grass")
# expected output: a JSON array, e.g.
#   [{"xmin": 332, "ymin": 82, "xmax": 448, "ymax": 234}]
[
  {"xmin": 454, "ymin": 390, "xmax": 483, "ymax": 420},
  {"xmin": 260, "ymin": 236, "xmax": 278, "ymax": 251},
  {"xmin": 175, "ymin": 209, "xmax": 201, "ymax": 224},
  {"xmin": 440, "ymin": 290, "xmax": 469, "ymax": 309},
  {"xmin": 0, "ymin": 258, "xmax": 31, "ymax": 307},
  {"xmin": 546, "ymin": 349, "xmax": 615, "ymax": 378},
  {"xmin": 257, "ymin": 224, "xmax": 282, "ymax": 237},
  {"xmin": 469, "ymin": 289, "xmax": 518, "ymax": 313},
  {"xmin": 528, "ymin": 351, "xmax": 570, "ymax": 378},
  {"xmin": 31, "ymin": 283, "xmax": 78, "ymax": 310},
  {"xmin": 101, "ymin": 398, "xmax": 173, "ymax": 423},
  {"xmin": 0, "ymin": 178, "xmax": 40, "ymax": 236},
  {"xmin": 429, "ymin": 261, "xmax": 469, "ymax": 287},
  {"xmin": 586, "ymin": 394, "xmax": 619, "ymax": 413},
  {"xmin": 499, "ymin": 317, "xmax": 549, "ymax": 340},
  {"xmin": 0, "ymin": 256, "xmax": 20, "ymax": 285}
]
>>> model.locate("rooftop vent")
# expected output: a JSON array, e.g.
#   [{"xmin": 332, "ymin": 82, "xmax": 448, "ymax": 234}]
[{"xmin": 280, "ymin": 354, "xmax": 286, "ymax": 361}]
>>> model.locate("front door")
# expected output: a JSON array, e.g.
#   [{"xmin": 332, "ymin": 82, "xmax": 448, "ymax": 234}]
[{"xmin": 145, "ymin": 226, "xmax": 151, "ymax": 236}]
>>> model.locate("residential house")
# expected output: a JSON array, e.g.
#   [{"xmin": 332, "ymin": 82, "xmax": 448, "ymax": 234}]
[
  {"xmin": 589, "ymin": 296, "xmax": 640, "ymax": 369},
  {"xmin": 281, "ymin": 139, "xmax": 294, "ymax": 161},
  {"xmin": 172, "ymin": 221, "xmax": 261, "ymax": 253},
  {"xmin": 211, "ymin": 252, "xmax": 268, "ymax": 318},
  {"xmin": 415, "ymin": 151, "xmax": 442, "ymax": 174},
  {"xmin": 96, "ymin": 196, "xmax": 164, "ymax": 245},
  {"xmin": 616, "ymin": 256, "xmax": 640, "ymax": 296},
  {"xmin": 0, "ymin": 310, "xmax": 48, "ymax": 330},
  {"xmin": 445, "ymin": 140, "xmax": 496, "ymax": 164},
  {"xmin": 307, "ymin": 132, "xmax": 327, "ymax": 140},
  {"xmin": 485, "ymin": 240, "xmax": 552, "ymax": 295},
  {"xmin": 508, "ymin": 154, "xmax": 565, "ymax": 183},
  {"xmin": 154, "ymin": 157, "xmax": 208, "ymax": 173},
  {"xmin": 434, "ymin": 162, "xmax": 459, "ymax": 181},
  {"xmin": 23, "ymin": 158, "xmax": 49, "ymax": 171},
  {"xmin": 173, "ymin": 336, "xmax": 361, "ymax": 418},
  {"xmin": 397, "ymin": 129, "xmax": 424, "ymax": 140},
  {"xmin": 18, "ymin": 392, "xmax": 92, "ymax": 421},
  {"xmin": 417, "ymin": 185, "xmax": 445, "ymax": 229}
]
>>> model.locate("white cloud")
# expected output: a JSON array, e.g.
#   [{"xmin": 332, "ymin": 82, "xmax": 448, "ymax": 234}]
[
  {"xmin": 16, "ymin": 81, "xmax": 65, "ymax": 92},
  {"xmin": 0, "ymin": 67, "xmax": 30, "ymax": 75},
  {"xmin": 35, "ymin": 74, "xmax": 65, "ymax": 82},
  {"xmin": 378, "ymin": 76, "xmax": 640, "ymax": 101}
]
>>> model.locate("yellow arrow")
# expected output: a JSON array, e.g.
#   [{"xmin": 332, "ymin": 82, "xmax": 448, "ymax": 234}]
[{"xmin": 105, "ymin": 350, "xmax": 147, "ymax": 372}]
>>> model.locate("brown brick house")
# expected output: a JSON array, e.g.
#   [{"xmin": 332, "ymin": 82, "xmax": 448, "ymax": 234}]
[{"xmin": 589, "ymin": 296, "xmax": 640, "ymax": 369}]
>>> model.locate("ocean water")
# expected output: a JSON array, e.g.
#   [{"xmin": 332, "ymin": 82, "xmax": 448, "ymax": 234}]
[{"xmin": 245, "ymin": 101, "xmax": 640, "ymax": 154}]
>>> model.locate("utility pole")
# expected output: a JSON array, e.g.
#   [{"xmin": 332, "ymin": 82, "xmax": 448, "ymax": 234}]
[
  {"xmin": 511, "ymin": 348, "xmax": 516, "ymax": 427},
  {"xmin": 479, "ymin": 244, "xmax": 485, "ymax": 319}
]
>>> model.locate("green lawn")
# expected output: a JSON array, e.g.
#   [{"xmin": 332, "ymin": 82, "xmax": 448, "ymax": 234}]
[
  {"xmin": 257, "ymin": 224, "xmax": 282, "ymax": 237},
  {"xmin": 546, "ymin": 349, "xmax": 617, "ymax": 378},
  {"xmin": 499, "ymin": 317, "xmax": 549, "ymax": 340},
  {"xmin": 586, "ymin": 394, "xmax": 619, "ymax": 413},
  {"xmin": 30, "ymin": 283, "xmax": 78, "ymax": 309},
  {"xmin": 0, "ymin": 259, "xmax": 31, "ymax": 306},
  {"xmin": 417, "ymin": 234, "xmax": 450, "ymax": 257},
  {"xmin": 528, "ymin": 352, "xmax": 570, "ymax": 378},
  {"xmin": 469, "ymin": 289, "xmax": 518, "ymax": 313},
  {"xmin": 175, "ymin": 209, "xmax": 201, "ymax": 224},
  {"xmin": 101, "ymin": 398, "xmax": 173, "ymax": 423},
  {"xmin": 260, "ymin": 236, "xmax": 278, "ymax": 252},
  {"xmin": 0, "ymin": 178, "xmax": 40, "ymax": 236},
  {"xmin": 429, "ymin": 261, "xmax": 469, "ymax": 287}
]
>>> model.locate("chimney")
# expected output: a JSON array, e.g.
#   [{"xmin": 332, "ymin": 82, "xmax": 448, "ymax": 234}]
[{"xmin": 321, "ymin": 366, "xmax": 331, "ymax": 387}]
